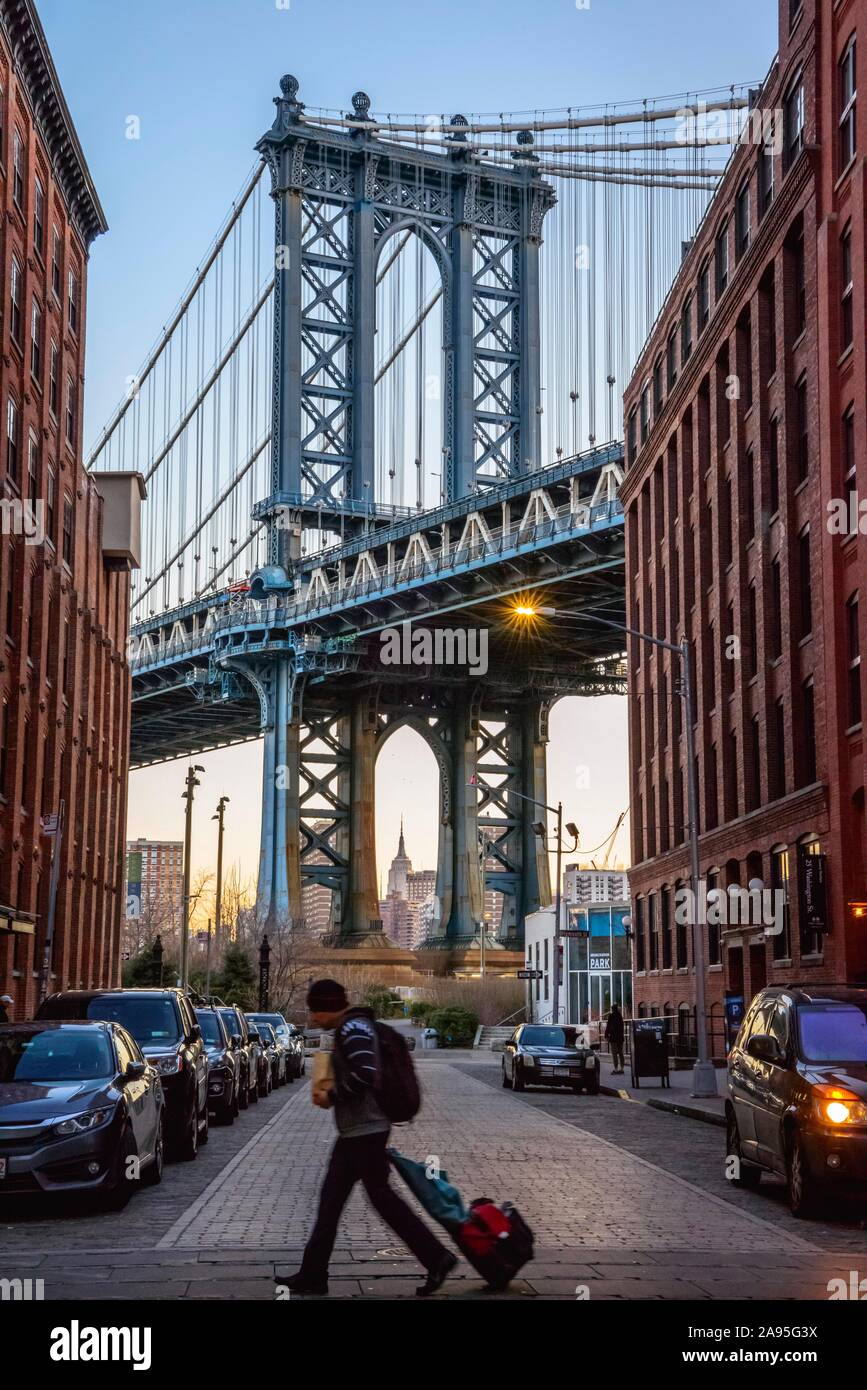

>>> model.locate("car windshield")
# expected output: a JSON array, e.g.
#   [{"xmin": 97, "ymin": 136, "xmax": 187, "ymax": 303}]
[
  {"xmin": 86, "ymin": 997, "xmax": 182, "ymax": 1047},
  {"xmin": 196, "ymin": 1012, "xmax": 224, "ymax": 1046},
  {"xmin": 0, "ymin": 1029, "xmax": 113, "ymax": 1082},
  {"xmin": 521, "ymin": 1027, "xmax": 580, "ymax": 1048},
  {"xmin": 218, "ymin": 1010, "xmax": 239, "ymax": 1036},
  {"xmin": 798, "ymin": 1004, "xmax": 867, "ymax": 1063}
]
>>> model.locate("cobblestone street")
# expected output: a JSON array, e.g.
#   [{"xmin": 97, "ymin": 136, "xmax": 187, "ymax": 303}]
[{"xmin": 2, "ymin": 1051, "xmax": 865, "ymax": 1300}]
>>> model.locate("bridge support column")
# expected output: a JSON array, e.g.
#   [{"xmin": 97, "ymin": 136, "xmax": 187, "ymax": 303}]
[
  {"xmin": 443, "ymin": 691, "xmax": 484, "ymax": 942},
  {"xmin": 518, "ymin": 226, "xmax": 543, "ymax": 474},
  {"xmin": 257, "ymin": 658, "xmax": 303, "ymax": 926},
  {"xmin": 450, "ymin": 196, "xmax": 475, "ymax": 500},
  {"xmin": 341, "ymin": 691, "xmax": 381, "ymax": 939},
  {"xmin": 520, "ymin": 698, "xmax": 552, "ymax": 918}
]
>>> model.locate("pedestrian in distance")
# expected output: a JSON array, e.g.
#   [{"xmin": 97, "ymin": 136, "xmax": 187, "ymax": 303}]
[
  {"xmin": 282, "ymin": 978, "xmax": 457, "ymax": 1298},
  {"xmin": 0, "ymin": 994, "xmax": 12, "ymax": 1023},
  {"xmin": 605, "ymin": 1001, "xmax": 626, "ymax": 1074}
]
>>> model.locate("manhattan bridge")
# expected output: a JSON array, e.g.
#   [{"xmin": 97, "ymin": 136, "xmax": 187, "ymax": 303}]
[{"xmin": 90, "ymin": 74, "xmax": 756, "ymax": 961}]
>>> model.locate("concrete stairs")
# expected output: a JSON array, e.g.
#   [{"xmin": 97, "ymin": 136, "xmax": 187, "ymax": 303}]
[{"xmin": 474, "ymin": 1024, "xmax": 516, "ymax": 1050}]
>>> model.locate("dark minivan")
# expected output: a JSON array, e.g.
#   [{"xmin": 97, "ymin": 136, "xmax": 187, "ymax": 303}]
[
  {"xmin": 726, "ymin": 984, "xmax": 867, "ymax": 1216},
  {"xmin": 38, "ymin": 989, "xmax": 209, "ymax": 1161}
]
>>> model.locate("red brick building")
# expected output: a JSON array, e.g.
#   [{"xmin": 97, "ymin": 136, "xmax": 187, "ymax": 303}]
[
  {"xmin": 0, "ymin": 0, "xmax": 140, "ymax": 1017},
  {"xmin": 621, "ymin": 0, "xmax": 866, "ymax": 1050}
]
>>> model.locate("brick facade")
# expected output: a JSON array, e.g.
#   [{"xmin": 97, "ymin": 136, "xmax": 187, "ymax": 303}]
[
  {"xmin": 621, "ymin": 0, "xmax": 866, "ymax": 1046},
  {"xmin": 0, "ymin": 0, "xmax": 131, "ymax": 1018}
]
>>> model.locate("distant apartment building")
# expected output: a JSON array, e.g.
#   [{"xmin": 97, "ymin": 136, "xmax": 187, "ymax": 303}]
[
  {"xmin": 301, "ymin": 819, "xmax": 334, "ymax": 937},
  {"xmin": 125, "ymin": 838, "xmax": 183, "ymax": 921},
  {"xmin": 565, "ymin": 866, "xmax": 630, "ymax": 905}
]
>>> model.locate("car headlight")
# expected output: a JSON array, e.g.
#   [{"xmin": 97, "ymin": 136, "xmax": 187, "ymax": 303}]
[
  {"xmin": 152, "ymin": 1053, "xmax": 184, "ymax": 1076},
  {"xmin": 522, "ymin": 1055, "xmax": 536, "ymax": 1067},
  {"xmin": 813, "ymin": 1085, "xmax": 867, "ymax": 1126},
  {"xmin": 585, "ymin": 1054, "xmax": 597, "ymax": 1068},
  {"xmin": 53, "ymin": 1107, "xmax": 115, "ymax": 1138}
]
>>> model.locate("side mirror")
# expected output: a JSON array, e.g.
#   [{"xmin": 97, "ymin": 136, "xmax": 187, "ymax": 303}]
[
  {"xmin": 231, "ymin": 1034, "xmax": 241, "ymax": 1048},
  {"xmin": 191, "ymin": 1024, "xmax": 202, "ymax": 1042},
  {"xmin": 123, "ymin": 1060, "xmax": 147, "ymax": 1082},
  {"xmin": 747, "ymin": 1032, "xmax": 784, "ymax": 1065}
]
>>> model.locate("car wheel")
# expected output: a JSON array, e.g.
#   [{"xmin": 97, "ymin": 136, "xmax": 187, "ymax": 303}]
[
  {"xmin": 512, "ymin": 1063, "xmax": 525, "ymax": 1092},
  {"xmin": 239, "ymin": 1071, "xmax": 249, "ymax": 1109},
  {"xmin": 787, "ymin": 1129, "xmax": 821, "ymax": 1218},
  {"xmin": 585, "ymin": 1073, "xmax": 600, "ymax": 1096},
  {"xmin": 726, "ymin": 1110, "xmax": 762, "ymax": 1189},
  {"xmin": 104, "ymin": 1123, "xmax": 138, "ymax": 1210},
  {"xmin": 142, "ymin": 1114, "xmax": 164, "ymax": 1187},
  {"xmin": 179, "ymin": 1101, "xmax": 199, "ymax": 1161},
  {"xmin": 502, "ymin": 1064, "xmax": 510, "ymax": 1088},
  {"xmin": 249, "ymin": 1078, "xmax": 259, "ymax": 1104}
]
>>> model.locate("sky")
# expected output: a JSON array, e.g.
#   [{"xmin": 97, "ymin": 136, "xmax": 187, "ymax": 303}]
[{"xmin": 38, "ymin": 0, "xmax": 778, "ymax": 899}]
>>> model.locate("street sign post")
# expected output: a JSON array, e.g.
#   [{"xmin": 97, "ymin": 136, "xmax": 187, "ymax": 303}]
[{"xmin": 517, "ymin": 969, "xmax": 542, "ymax": 980}]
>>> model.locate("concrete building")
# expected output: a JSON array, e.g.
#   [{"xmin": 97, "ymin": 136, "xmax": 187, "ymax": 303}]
[
  {"xmin": 621, "ymin": 0, "xmax": 866, "ymax": 1046},
  {"xmin": 0, "ymin": 0, "xmax": 141, "ymax": 1017},
  {"xmin": 301, "ymin": 820, "xmax": 334, "ymax": 938},
  {"xmin": 565, "ymin": 865, "xmax": 629, "ymax": 905},
  {"xmin": 125, "ymin": 838, "xmax": 183, "ymax": 920}
]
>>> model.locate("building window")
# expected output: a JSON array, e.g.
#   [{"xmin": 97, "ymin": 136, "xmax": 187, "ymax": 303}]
[
  {"xmin": 27, "ymin": 432, "xmax": 38, "ymax": 508},
  {"xmin": 735, "ymin": 180, "xmax": 750, "ymax": 260},
  {"xmin": 627, "ymin": 408, "xmax": 637, "ymax": 465},
  {"xmin": 67, "ymin": 269, "xmax": 79, "ymax": 335},
  {"xmin": 839, "ymin": 36, "xmax": 857, "ymax": 170},
  {"xmin": 747, "ymin": 581, "xmax": 758, "ymax": 676},
  {"xmin": 773, "ymin": 698, "xmax": 786, "ymax": 801},
  {"xmin": 635, "ymin": 897, "xmax": 645, "ymax": 972},
  {"xmin": 715, "ymin": 220, "xmax": 728, "ymax": 297},
  {"xmin": 758, "ymin": 129, "xmax": 775, "ymax": 217},
  {"xmin": 639, "ymin": 383, "xmax": 650, "ymax": 444},
  {"xmin": 648, "ymin": 892, "xmax": 658, "ymax": 971},
  {"xmin": 799, "ymin": 528, "xmax": 812, "ymax": 639},
  {"xmin": 33, "ymin": 175, "xmax": 45, "ymax": 255},
  {"xmin": 799, "ymin": 838, "xmax": 823, "ymax": 956},
  {"xmin": 847, "ymin": 592, "xmax": 861, "ymax": 727},
  {"xmin": 784, "ymin": 76, "xmax": 804, "ymax": 169},
  {"xmin": 706, "ymin": 870, "xmax": 721, "ymax": 966},
  {"xmin": 653, "ymin": 355, "xmax": 664, "ymax": 414},
  {"xmin": 768, "ymin": 416, "xmax": 779, "ymax": 516},
  {"xmin": 10, "ymin": 256, "xmax": 22, "ymax": 346},
  {"xmin": 660, "ymin": 886, "xmax": 672, "ymax": 969},
  {"xmin": 46, "ymin": 465, "xmax": 56, "ymax": 544},
  {"xmin": 697, "ymin": 259, "xmax": 710, "ymax": 332},
  {"xmin": 801, "ymin": 679, "xmax": 816, "ymax": 784},
  {"xmin": 793, "ymin": 226, "xmax": 806, "ymax": 334},
  {"xmin": 30, "ymin": 298, "xmax": 42, "ymax": 381},
  {"xmin": 789, "ymin": 0, "xmax": 802, "ymax": 30},
  {"xmin": 770, "ymin": 846, "xmax": 791, "ymax": 960},
  {"xmin": 680, "ymin": 294, "xmax": 693, "ymax": 364},
  {"xmin": 795, "ymin": 374, "xmax": 808, "ymax": 481},
  {"xmin": 771, "ymin": 557, "xmax": 782, "ymax": 658},
  {"xmin": 49, "ymin": 341, "xmax": 59, "ymax": 416},
  {"xmin": 840, "ymin": 224, "xmax": 853, "ymax": 351},
  {"xmin": 52, "ymin": 226, "xmax": 61, "ymax": 299},
  {"xmin": 6, "ymin": 396, "xmax": 19, "ymax": 482},
  {"xmin": 12, "ymin": 128, "xmax": 24, "ymax": 208},
  {"xmin": 0, "ymin": 699, "xmax": 7, "ymax": 795},
  {"xmin": 62, "ymin": 495, "xmax": 73, "ymax": 566},
  {"xmin": 843, "ymin": 405, "xmax": 856, "ymax": 520},
  {"xmin": 666, "ymin": 326, "xmax": 678, "ymax": 391},
  {"xmin": 744, "ymin": 445, "xmax": 756, "ymax": 538},
  {"xmin": 65, "ymin": 375, "xmax": 77, "ymax": 448},
  {"xmin": 675, "ymin": 879, "xmax": 688, "ymax": 968}
]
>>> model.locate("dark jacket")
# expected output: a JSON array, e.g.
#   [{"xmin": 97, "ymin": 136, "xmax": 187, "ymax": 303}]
[
  {"xmin": 331, "ymin": 1006, "xmax": 389, "ymax": 1139},
  {"xmin": 604, "ymin": 1008, "xmax": 624, "ymax": 1045},
  {"xmin": 0, "ymin": 1004, "xmax": 8, "ymax": 1024}
]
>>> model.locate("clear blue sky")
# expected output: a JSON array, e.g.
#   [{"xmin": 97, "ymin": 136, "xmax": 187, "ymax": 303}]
[{"xmin": 38, "ymin": 0, "xmax": 778, "ymax": 897}]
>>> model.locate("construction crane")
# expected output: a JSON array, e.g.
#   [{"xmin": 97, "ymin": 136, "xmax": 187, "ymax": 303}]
[{"xmin": 590, "ymin": 809, "xmax": 627, "ymax": 871}]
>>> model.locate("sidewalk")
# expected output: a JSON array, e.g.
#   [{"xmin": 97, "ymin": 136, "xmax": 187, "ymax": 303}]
[{"xmin": 598, "ymin": 1055, "xmax": 727, "ymax": 1126}]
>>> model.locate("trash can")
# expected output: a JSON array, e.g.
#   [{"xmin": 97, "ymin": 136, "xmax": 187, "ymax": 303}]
[{"xmin": 422, "ymin": 1027, "xmax": 439, "ymax": 1050}]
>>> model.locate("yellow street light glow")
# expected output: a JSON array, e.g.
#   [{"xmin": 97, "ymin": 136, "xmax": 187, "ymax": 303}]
[{"xmin": 513, "ymin": 605, "xmax": 538, "ymax": 617}]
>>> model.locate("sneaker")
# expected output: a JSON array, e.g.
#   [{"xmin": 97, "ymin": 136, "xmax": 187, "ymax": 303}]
[
  {"xmin": 416, "ymin": 1251, "xmax": 458, "ymax": 1297},
  {"xmin": 278, "ymin": 1271, "xmax": 329, "ymax": 1296}
]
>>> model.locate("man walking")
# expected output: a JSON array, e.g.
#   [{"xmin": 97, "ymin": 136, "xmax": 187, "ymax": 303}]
[
  {"xmin": 605, "ymin": 1001, "xmax": 625, "ymax": 1075},
  {"xmin": 0, "ymin": 994, "xmax": 12, "ymax": 1023},
  {"xmin": 284, "ymin": 979, "xmax": 456, "ymax": 1298}
]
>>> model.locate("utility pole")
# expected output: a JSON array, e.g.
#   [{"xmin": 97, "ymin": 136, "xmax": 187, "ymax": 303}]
[
  {"xmin": 552, "ymin": 800, "xmax": 563, "ymax": 1026},
  {"xmin": 212, "ymin": 796, "xmax": 230, "ymax": 957},
  {"xmin": 205, "ymin": 917, "xmax": 213, "ymax": 998},
  {"xmin": 180, "ymin": 765, "xmax": 205, "ymax": 992}
]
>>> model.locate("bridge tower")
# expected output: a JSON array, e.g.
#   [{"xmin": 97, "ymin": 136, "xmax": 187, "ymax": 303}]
[{"xmin": 253, "ymin": 76, "xmax": 556, "ymax": 951}]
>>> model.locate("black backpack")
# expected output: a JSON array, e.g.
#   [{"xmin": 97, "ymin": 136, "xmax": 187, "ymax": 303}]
[{"xmin": 374, "ymin": 1022, "xmax": 421, "ymax": 1123}]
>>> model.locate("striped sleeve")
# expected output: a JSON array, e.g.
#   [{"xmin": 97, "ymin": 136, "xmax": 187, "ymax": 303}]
[{"xmin": 337, "ymin": 1017, "xmax": 379, "ymax": 1094}]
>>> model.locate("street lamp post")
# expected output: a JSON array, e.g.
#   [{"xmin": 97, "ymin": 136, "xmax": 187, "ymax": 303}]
[
  {"xmin": 212, "ymin": 796, "xmax": 230, "ymax": 957},
  {"xmin": 516, "ymin": 604, "xmax": 717, "ymax": 1098},
  {"xmin": 180, "ymin": 764, "xmax": 205, "ymax": 993}
]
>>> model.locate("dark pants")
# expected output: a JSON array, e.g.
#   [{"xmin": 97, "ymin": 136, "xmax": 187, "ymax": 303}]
[
  {"xmin": 299, "ymin": 1130, "xmax": 449, "ymax": 1284},
  {"xmin": 610, "ymin": 1041, "xmax": 625, "ymax": 1071}
]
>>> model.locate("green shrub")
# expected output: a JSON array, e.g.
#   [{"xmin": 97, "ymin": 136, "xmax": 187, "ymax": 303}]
[
  {"xmin": 409, "ymin": 1000, "xmax": 435, "ymax": 1025},
  {"xmin": 427, "ymin": 1005, "xmax": 479, "ymax": 1048}
]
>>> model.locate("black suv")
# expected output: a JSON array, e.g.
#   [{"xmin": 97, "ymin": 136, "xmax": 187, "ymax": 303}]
[
  {"xmin": 216, "ymin": 1005, "xmax": 258, "ymax": 1109},
  {"xmin": 38, "ymin": 989, "xmax": 209, "ymax": 1160},
  {"xmin": 726, "ymin": 985, "xmax": 867, "ymax": 1216}
]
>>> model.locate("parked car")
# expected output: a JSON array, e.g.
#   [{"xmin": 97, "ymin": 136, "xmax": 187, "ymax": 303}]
[
  {"xmin": 256, "ymin": 1021, "xmax": 285, "ymax": 1088},
  {"xmin": 216, "ymin": 1005, "xmax": 258, "ymax": 1109},
  {"xmin": 196, "ymin": 1006, "xmax": 239, "ymax": 1124},
  {"xmin": 726, "ymin": 984, "xmax": 867, "ymax": 1217},
  {"xmin": 501, "ymin": 1024, "xmax": 599, "ymax": 1095},
  {"xmin": 246, "ymin": 1024, "xmax": 272, "ymax": 1098},
  {"xmin": 0, "ymin": 1020, "xmax": 164, "ymax": 1207},
  {"xmin": 247, "ymin": 1011, "xmax": 305, "ymax": 1081},
  {"xmin": 39, "ymin": 989, "xmax": 208, "ymax": 1160}
]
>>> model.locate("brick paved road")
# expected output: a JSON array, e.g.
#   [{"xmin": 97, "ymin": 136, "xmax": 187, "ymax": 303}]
[{"xmin": 2, "ymin": 1052, "xmax": 865, "ymax": 1299}]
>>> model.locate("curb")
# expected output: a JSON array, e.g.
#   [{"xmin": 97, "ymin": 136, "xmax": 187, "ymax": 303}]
[{"xmin": 600, "ymin": 1082, "xmax": 727, "ymax": 1128}]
